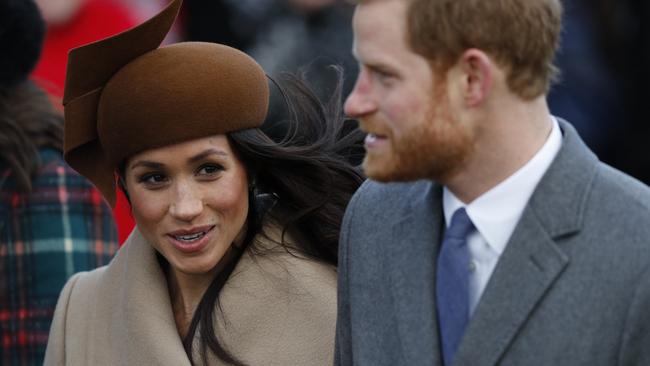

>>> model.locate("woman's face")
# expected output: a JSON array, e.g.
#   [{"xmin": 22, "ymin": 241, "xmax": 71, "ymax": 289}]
[{"xmin": 124, "ymin": 135, "xmax": 249, "ymax": 278}]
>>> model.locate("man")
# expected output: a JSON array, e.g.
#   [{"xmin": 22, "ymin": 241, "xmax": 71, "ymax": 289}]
[{"xmin": 335, "ymin": 0, "xmax": 650, "ymax": 365}]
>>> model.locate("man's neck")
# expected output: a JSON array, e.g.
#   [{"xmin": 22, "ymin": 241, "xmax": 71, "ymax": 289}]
[{"xmin": 445, "ymin": 97, "xmax": 553, "ymax": 204}]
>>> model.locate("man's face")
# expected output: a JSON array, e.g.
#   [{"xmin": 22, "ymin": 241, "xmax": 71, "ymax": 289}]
[{"xmin": 344, "ymin": 0, "xmax": 474, "ymax": 183}]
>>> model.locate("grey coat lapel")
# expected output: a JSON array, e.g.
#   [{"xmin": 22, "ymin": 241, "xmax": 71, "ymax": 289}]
[
  {"xmin": 452, "ymin": 207, "xmax": 569, "ymax": 366},
  {"xmin": 388, "ymin": 181, "xmax": 444, "ymax": 365},
  {"xmin": 453, "ymin": 120, "xmax": 599, "ymax": 366}
]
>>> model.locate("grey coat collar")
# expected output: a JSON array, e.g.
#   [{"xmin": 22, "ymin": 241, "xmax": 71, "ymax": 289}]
[{"xmin": 389, "ymin": 181, "xmax": 445, "ymax": 365}]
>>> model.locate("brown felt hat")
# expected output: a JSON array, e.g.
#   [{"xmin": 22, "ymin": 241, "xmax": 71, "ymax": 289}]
[{"xmin": 63, "ymin": 0, "xmax": 269, "ymax": 207}]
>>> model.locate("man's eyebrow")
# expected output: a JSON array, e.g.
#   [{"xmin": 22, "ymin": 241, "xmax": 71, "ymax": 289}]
[
  {"xmin": 352, "ymin": 48, "xmax": 395, "ymax": 74},
  {"xmin": 365, "ymin": 61, "xmax": 398, "ymax": 75}
]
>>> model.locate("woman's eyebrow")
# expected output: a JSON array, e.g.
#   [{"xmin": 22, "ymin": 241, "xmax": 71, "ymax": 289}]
[
  {"xmin": 130, "ymin": 161, "xmax": 164, "ymax": 171},
  {"xmin": 130, "ymin": 149, "xmax": 228, "ymax": 170},
  {"xmin": 188, "ymin": 149, "xmax": 228, "ymax": 164}
]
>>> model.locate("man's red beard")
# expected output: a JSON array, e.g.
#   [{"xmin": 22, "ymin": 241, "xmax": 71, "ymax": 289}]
[{"xmin": 362, "ymin": 92, "xmax": 475, "ymax": 183}]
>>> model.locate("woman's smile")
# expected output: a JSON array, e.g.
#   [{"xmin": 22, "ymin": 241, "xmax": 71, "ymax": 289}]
[
  {"xmin": 166, "ymin": 224, "xmax": 216, "ymax": 254},
  {"xmin": 125, "ymin": 135, "xmax": 249, "ymax": 277}
]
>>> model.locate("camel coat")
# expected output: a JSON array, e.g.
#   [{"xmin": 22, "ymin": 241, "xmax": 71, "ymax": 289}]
[{"xmin": 43, "ymin": 226, "xmax": 337, "ymax": 365}]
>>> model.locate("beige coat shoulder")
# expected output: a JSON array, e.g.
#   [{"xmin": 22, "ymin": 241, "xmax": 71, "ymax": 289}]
[{"xmin": 44, "ymin": 227, "xmax": 337, "ymax": 365}]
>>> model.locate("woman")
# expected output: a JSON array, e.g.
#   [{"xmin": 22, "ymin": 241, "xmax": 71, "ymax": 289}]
[
  {"xmin": 0, "ymin": 1, "xmax": 117, "ymax": 364},
  {"xmin": 43, "ymin": 0, "xmax": 363, "ymax": 365}
]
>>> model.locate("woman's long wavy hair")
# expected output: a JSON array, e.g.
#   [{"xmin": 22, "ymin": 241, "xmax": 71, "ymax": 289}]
[
  {"xmin": 0, "ymin": 81, "xmax": 63, "ymax": 192},
  {"xmin": 117, "ymin": 69, "xmax": 364, "ymax": 365},
  {"xmin": 185, "ymin": 69, "xmax": 364, "ymax": 366}
]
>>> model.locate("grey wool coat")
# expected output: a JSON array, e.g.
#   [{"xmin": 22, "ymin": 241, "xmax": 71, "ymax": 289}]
[
  {"xmin": 44, "ymin": 226, "xmax": 337, "ymax": 365},
  {"xmin": 335, "ymin": 120, "xmax": 650, "ymax": 366}
]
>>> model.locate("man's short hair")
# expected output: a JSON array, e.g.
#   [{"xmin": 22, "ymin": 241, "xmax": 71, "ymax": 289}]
[{"xmin": 407, "ymin": 0, "xmax": 563, "ymax": 100}]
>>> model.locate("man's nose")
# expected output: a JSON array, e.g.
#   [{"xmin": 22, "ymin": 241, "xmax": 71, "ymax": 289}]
[{"xmin": 344, "ymin": 71, "xmax": 377, "ymax": 118}]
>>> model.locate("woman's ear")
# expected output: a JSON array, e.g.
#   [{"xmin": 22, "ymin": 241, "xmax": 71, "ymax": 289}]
[{"xmin": 249, "ymin": 177, "xmax": 278, "ymax": 220}]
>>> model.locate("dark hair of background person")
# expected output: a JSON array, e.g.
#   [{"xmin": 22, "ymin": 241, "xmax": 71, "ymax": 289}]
[
  {"xmin": 0, "ymin": 0, "xmax": 61, "ymax": 193},
  {"xmin": 588, "ymin": 0, "xmax": 650, "ymax": 183},
  {"xmin": 0, "ymin": 81, "xmax": 64, "ymax": 192},
  {"xmin": 118, "ymin": 69, "xmax": 364, "ymax": 365}
]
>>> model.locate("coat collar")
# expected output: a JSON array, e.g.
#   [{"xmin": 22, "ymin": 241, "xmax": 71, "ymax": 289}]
[
  {"xmin": 525, "ymin": 120, "xmax": 599, "ymax": 239},
  {"xmin": 107, "ymin": 225, "xmax": 300, "ymax": 365},
  {"xmin": 102, "ymin": 223, "xmax": 336, "ymax": 365},
  {"xmin": 454, "ymin": 120, "xmax": 599, "ymax": 366},
  {"xmin": 107, "ymin": 228, "xmax": 192, "ymax": 365},
  {"xmin": 388, "ymin": 180, "xmax": 444, "ymax": 365}
]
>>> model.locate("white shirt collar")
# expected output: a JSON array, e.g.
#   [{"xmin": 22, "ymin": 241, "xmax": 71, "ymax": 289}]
[{"xmin": 443, "ymin": 117, "xmax": 563, "ymax": 255}]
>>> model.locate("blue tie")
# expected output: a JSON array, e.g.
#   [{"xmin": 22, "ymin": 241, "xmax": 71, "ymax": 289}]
[{"xmin": 436, "ymin": 208, "xmax": 474, "ymax": 365}]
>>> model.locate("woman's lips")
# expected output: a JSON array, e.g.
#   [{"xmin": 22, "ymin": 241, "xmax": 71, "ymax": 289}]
[{"xmin": 167, "ymin": 225, "xmax": 215, "ymax": 254}]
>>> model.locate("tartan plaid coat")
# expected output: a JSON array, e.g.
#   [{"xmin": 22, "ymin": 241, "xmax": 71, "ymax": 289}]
[{"xmin": 0, "ymin": 149, "xmax": 118, "ymax": 366}]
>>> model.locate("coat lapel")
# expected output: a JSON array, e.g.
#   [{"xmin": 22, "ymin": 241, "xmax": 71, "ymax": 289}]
[
  {"xmin": 453, "ymin": 120, "xmax": 599, "ymax": 366},
  {"xmin": 388, "ymin": 181, "xmax": 444, "ymax": 365},
  {"xmin": 110, "ymin": 229, "xmax": 192, "ymax": 365},
  {"xmin": 452, "ymin": 207, "xmax": 569, "ymax": 366}
]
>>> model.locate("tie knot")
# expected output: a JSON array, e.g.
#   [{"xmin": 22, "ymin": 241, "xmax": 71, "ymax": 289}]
[{"xmin": 445, "ymin": 208, "xmax": 474, "ymax": 240}]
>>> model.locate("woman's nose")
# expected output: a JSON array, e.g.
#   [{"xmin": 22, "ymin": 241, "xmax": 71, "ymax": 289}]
[{"xmin": 169, "ymin": 183, "xmax": 203, "ymax": 222}]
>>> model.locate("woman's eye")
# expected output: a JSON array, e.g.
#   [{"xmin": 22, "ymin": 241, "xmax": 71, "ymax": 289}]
[
  {"xmin": 197, "ymin": 164, "xmax": 223, "ymax": 176},
  {"xmin": 139, "ymin": 173, "xmax": 167, "ymax": 185}
]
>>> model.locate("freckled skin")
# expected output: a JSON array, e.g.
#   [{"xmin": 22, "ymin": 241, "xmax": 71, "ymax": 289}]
[{"xmin": 124, "ymin": 135, "xmax": 249, "ymax": 281}]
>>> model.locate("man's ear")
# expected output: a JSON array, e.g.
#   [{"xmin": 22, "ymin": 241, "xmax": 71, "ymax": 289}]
[{"xmin": 457, "ymin": 49, "xmax": 494, "ymax": 107}]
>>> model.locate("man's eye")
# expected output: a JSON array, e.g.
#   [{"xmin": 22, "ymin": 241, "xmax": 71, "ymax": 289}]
[
  {"xmin": 373, "ymin": 69, "xmax": 394, "ymax": 83},
  {"xmin": 376, "ymin": 70, "xmax": 390, "ymax": 78}
]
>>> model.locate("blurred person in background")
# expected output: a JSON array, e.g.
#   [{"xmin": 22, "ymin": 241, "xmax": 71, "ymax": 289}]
[
  {"xmin": 243, "ymin": 0, "xmax": 358, "ymax": 100},
  {"xmin": 32, "ymin": 0, "xmax": 139, "ymax": 244},
  {"xmin": 548, "ymin": 0, "xmax": 622, "ymax": 154},
  {"xmin": 589, "ymin": 0, "xmax": 650, "ymax": 183},
  {"xmin": 549, "ymin": 0, "xmax": 650, "ymax": 183},
  {"xmin": 0, "ymin": 1, "xmax": 118, "ymax": 365},
  {"xmin": 31, "ymin": 0, "xmax": 137, "ymax": 99},
  {"xmin": 183, "ymin": 0, "xmax": 358, "ymax": 142},
  {"xmin": 184, "ymin": 0, "xmax": 357, "ymax": 92}
]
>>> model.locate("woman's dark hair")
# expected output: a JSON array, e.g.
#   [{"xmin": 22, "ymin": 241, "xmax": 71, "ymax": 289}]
[
  {"xmin": 0, "ymin": 81, "xmax": 64, "ymax": 192},
  {"xmin": 117, "ymin": 69, "xmax": 364, "ymax": 365}
]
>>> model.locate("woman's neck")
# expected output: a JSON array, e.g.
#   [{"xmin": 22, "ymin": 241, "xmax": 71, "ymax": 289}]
[
  {"xmin": 166, "ymin": 269, "xmax": 214, "ymax": 338},
  {"xmin": 164, "ymin": 246, "xmax": 240, "ymax": 338}
]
